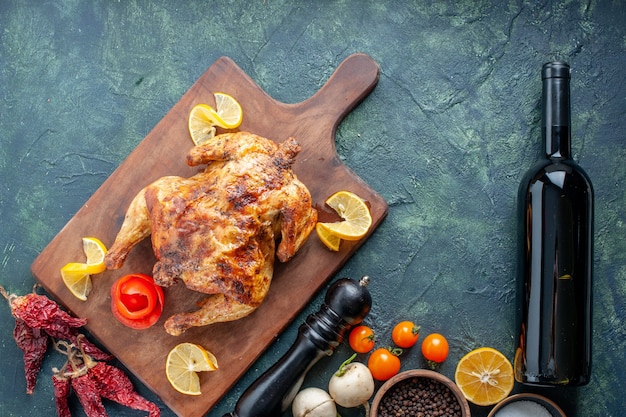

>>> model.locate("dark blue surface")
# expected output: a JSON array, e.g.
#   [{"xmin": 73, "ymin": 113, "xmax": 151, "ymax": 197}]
[{"xmin": 1, "ymin": 1, "xmax": 625, "ymax": 416}]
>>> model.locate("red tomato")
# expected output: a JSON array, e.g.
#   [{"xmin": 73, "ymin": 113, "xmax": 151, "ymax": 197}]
[
  {"xmin": 421, "ymin": 333, "xmax": 449, "ymax": 363},
  {"xmin": 349, "ymin": 325, "xmax": 376, "ymax": 353},
  {"xmin": 391, "ymin": 321, "xmax": 421, "ymax": 348},
  {"xmin": 111, "ymin": 273, "xmax": 164, "ymax": 329},
  {"xmin": 368, "ymin": 347, "xmax": 401, "ymax": 381}
]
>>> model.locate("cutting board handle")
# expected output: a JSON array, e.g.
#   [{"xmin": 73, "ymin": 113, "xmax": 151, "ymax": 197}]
[{"xmin": 298, "ymin": 53, "xmax": 380, "ymax": 127}]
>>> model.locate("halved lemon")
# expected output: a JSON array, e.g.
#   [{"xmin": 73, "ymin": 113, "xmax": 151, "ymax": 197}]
[
  {"xmin": 316, "ymin": 222, "xmax": 341, "ymax": 251},
  {"xmin": 213, "ymin": 92, "xmax": 243, "ymax": 129},
  {"xmin": 82, "ymin": 237, "xmax": 107, "ymax": 274},
  {"xmin": 166, "ymin": 343, "xmax": 218, "ymax": 395},
  {"xmin": 60, "ymin": 263, "xmax": 93, "ymax": 301},
  {"xmin": 454, "ymin": 347, "xmax": 514, "ymax": 406},
  {"xmin": 188, "ymin": 103, "xmax": 219, "ymax": 146},
  {"xmin": 317, "ymin": 191, "xmax": 372, "ymax": 241}
]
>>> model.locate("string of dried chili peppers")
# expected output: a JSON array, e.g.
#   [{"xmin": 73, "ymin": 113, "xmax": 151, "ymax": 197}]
[
  {"xmin": 53, "ymin": 337, "xmax": 160, "ymax": 417},
  {"xmin": 57, "ymin": 340, "xmax": 110, "ymax": 417},
  {"xmin": 2, "ymin": 285, "xmax": 159, "ymax": 416},
  {"xmin": 1, "ymin": 285, "xmax": 112, "ymax": 362}
]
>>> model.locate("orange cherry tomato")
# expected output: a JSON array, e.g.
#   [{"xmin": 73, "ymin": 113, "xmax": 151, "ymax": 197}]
[
  {"xmin": 391, "ymin": 321, "xmax": 421, "ymax": 348},
  {"xmin": 111, "ymin": 273, "xmax": 164, "ymax": 329},
  {"xmin": 368, "ymin": 347, "xmax": 401, "ymax": 381},
  {"xmin": 349, "ymin": 325, "xmax": 376, "ymax": 353},
  {"xmin": 421, "ymin": 333, "xmax": 449, "ymax": 363}
]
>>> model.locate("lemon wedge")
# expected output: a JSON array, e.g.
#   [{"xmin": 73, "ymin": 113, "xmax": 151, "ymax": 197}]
[
  {"xmin": 60, "ymin": 263, "xmax": 93, "ymax": 301},
  {"xmin": 317, "ymin": 191, "xmax": 372, "ymax": 241},
  {"xmin": 166, "ymin": 343, "xmax": 218, "ymax": 395}
]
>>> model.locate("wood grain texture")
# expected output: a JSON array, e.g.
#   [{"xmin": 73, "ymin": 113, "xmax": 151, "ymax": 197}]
[{"xmin": 30, "ymin": 53, "xmax": 387, "ymax": 417}]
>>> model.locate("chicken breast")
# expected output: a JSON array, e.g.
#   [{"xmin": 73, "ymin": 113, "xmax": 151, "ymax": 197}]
[{"xmin": 104, "ymin": 132, "xmax": 317, "ymax": 335}]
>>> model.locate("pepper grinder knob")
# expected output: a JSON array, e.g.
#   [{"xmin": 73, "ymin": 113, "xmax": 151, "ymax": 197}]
[
  {"xmin": 326, "ymin": 275, "xmax": 371, "ymax": 325},
  {"xmin": 222, "ymin": 276, "xmax": 372, "ymax": 417}
]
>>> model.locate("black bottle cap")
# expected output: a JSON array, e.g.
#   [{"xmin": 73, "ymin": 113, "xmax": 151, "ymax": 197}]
[{"xmin": 542, "ymin": 61, "xmax": 571, "ymax": 80}]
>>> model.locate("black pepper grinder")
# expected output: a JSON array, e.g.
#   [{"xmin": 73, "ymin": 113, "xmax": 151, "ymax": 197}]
[{"xmin": 222, "ymin": 276, "xmax": 372, "ymax": 417}]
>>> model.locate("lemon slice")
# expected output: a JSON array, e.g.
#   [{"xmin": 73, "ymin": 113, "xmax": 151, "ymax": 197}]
[
  {"xmin": 317, "ymin": 191, "xmax": 372, "ymax": 240},
  {"xmin": 189, "ymin": 103, "xmax": 218, "ymax": 146},
  {"xmin": 60, "ymin": 237, "xmax": 107, "ymax": 300},
  {"xmin": 316, "ymin": 222, "xmax": 341, "ymax": 251},
  {"xmin": 454, "ymin": 347, "xmax": 514, "ymax": 406},
  {"xmin": 188, "ymin": 93, "xmax": 242, "ymax": 146},
  {"xmin": 60, "ymin": 263, "xmax": 92, "ymax": 301},
  {"xmin": 166, "ymin": 343, "xmax": 218, "ymax": 395},
  {"xmin": 82, "ymin": 237, "xmax": 107, "ymax": 274},
  {"xmin": 213, "ymin": 92, "xmax": 243, "ymax": 129}
]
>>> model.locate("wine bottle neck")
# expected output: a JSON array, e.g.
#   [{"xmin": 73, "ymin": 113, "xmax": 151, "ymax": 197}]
[{"xmin": 542, "ymin": 62, "xmax": 572, "ymax": 159}]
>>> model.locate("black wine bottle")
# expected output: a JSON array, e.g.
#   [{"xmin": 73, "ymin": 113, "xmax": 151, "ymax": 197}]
[{"xmin": 514, "ymin": 61, "xmax": 593, "ymax": 386}]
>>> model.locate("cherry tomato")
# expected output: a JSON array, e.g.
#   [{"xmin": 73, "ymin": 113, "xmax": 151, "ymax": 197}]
[
  {"xmin": 391, "ymin": 321, "xmax": 421, "ymax": 348},
  {"xmin": 349, "ymin": 325, "xmax": 376, "ymax": 353},
  {"xmin": 421, "ymin": 333, "xmax": 449, "ymax": 363},
  {"xmin": 111, "ymin": 273, "xmax": 165, "ymax": 329},
  {"xmin": 367, "ymin": 347, "xmax": 401, "ymax": 381}
]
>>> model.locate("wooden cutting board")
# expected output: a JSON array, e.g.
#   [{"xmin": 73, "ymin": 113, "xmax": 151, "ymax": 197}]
[{"xmin": 31, "ymin": 53, "xmax": 387, "ymax": 417}]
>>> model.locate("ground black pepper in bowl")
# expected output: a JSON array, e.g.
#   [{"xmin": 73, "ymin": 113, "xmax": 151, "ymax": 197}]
[{"xmin": 371, "ymin": 369, "xmax": 471, "ymax": 417}]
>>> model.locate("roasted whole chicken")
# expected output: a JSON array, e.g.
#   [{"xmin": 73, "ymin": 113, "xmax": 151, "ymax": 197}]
[{"xmin": 104, "ymin": 132, "xmax": 318, "ymax": 336}]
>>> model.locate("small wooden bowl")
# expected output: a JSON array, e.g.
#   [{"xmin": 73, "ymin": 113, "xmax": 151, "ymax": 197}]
[
  {"xmin": 371, "ymin": 369, "xmax": 471, "ymax": 417},
  {"xmin": 487, "ymin": 393, "xmax": 566, "ymax": 417}
]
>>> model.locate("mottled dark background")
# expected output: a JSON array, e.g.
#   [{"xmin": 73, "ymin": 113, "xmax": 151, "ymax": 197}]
[{"xmin": 1, "ymin": 1, "xmax": 624, "ymax": 416}]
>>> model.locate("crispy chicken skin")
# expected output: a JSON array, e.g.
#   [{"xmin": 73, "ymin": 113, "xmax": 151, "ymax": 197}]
[{"xmin": 104, "ymin": 132, "xmax": 318, "ymax": 335}]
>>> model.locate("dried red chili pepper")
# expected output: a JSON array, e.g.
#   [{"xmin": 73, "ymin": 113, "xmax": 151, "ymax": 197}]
[
  {"xmin": 72, "ymin": 370, "xmax": 109, "ymax": 417},
  {"xmin": 52, "ymin": 342, "xmax": 75, "ymax": 417},
  {"xmin": 13, "ymin": 318, "xmax": 49, "ymax": 394},
  {"xmin": 1, "ymin": 285, "xmax": 112, "ymax": 361},
  {"xmin": 8, "ymin": 290, "xmax": 86, "ymax": 329},
  {"xmin": 2, "ymin": 285, "xmax": 51, "ymax": 394},
  {"xmin": 52, "ymin": 372, "xmax": 72, "ymax": 417},
  {"xmin": 53, "ymin": 342, "xmax": 80, "ymax": 417},
  {"xmin": 89, "ymin": 361, "xmax": 160, "ymax": 417}
]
